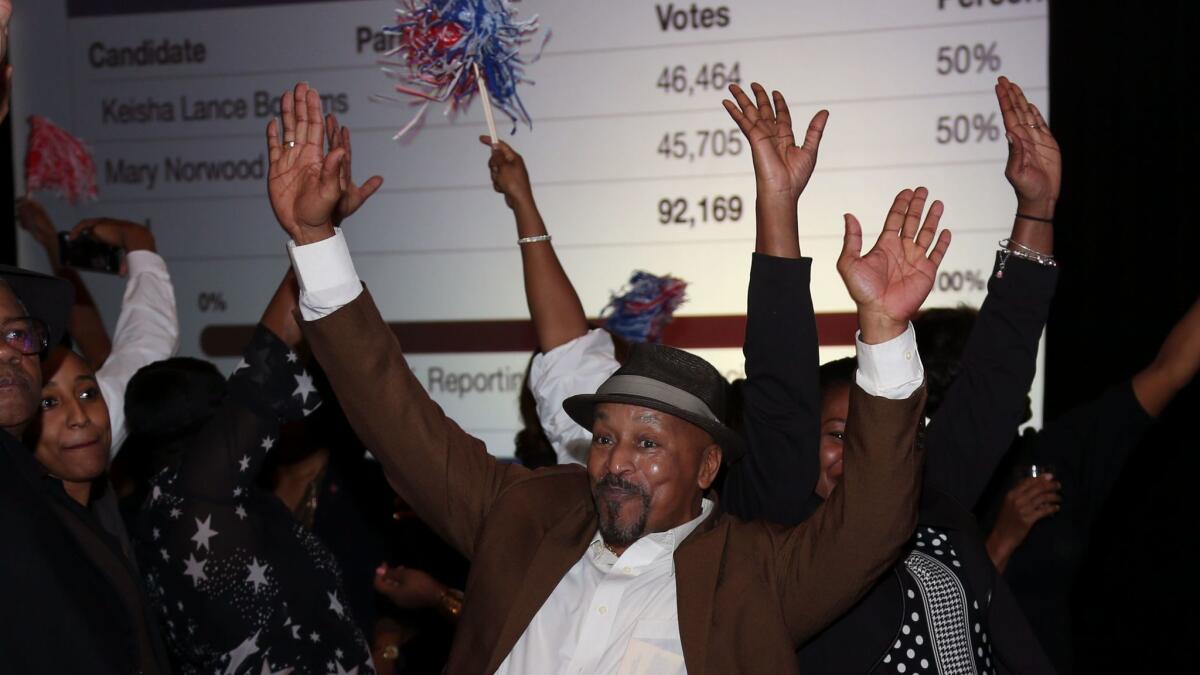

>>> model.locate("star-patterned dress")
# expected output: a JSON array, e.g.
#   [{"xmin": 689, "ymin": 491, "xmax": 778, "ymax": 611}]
[{"xmin": 134, "ymin": 325, "xmax": 375, "ymax": 675}]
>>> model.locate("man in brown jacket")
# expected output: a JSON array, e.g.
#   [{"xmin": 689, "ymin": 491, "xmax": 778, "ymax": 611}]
[{"xmin": 265, "ymin": 82, "xmax": 948, "ymax": 673}]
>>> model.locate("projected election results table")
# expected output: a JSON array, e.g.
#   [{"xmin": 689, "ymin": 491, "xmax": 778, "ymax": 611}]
[{"xmin": 14, "ymin": 0, "xmax": 1048, "ymax": 454}]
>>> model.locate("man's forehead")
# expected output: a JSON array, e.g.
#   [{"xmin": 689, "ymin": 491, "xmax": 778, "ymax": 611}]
[
  {"xmin": 595, "ymin": 402, "xmax": 673, "ymax": 427},
  {"xmin": 597, "ymin": 398, "xmax": 691, "ymax": 429}
]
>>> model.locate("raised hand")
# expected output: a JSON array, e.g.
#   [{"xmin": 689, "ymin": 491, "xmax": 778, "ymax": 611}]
[
  {"xmin": 481, "ymin": 136, "xmax": 534, "ymax": 210},
  {"xmin": 325, "ymin": 114, "xmax": 383, "ymax": 227},
  {"xmin": 997, "ymin": 76, "xmax": 1059, "ymax": 218},
  {"xmin": 266, "ymin": 82, "xmax": 345, "ymax": 244},
  {"xmin": 723, "ymin": 83, "xmax": 828, "ymax": 202},
  {"xmin": 838, "ymin": 188, "xmax": 952, "ymax": 343}
]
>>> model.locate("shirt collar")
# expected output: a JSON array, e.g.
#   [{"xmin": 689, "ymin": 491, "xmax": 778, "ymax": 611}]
[{"xmin": 589, "ymin": 498, "xmax": 714, "ymax": 574}]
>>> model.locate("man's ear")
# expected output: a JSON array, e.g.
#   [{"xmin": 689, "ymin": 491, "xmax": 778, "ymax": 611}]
[{"xmin": 696, "ymin": 443, "xmax": 723, "ymax": 490}]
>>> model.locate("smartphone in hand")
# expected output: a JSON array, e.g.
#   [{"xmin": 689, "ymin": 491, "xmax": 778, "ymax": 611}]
[{"xmin": 58, "ymin": 231, "xmax": 122, "ymax": 274}]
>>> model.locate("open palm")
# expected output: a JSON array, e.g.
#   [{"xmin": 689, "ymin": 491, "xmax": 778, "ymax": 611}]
[
  {"xmin": 724, "ymin": 83, "xmax": 827, "ymax": 200},
  {"xmin": 997, "ymin": 77, "xmax": 1060, "ymax": 208},
  {"xmin": 839, "ymin": 188, "xmax": 952, "ymax": 328},
  {"xmin": 266, "ymin": 83, "xmax": 345, "ymax": 241}
]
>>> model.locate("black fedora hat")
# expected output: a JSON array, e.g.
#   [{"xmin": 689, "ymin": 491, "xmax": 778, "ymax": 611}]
[
  {"xmin": 563, "ymin": 343, "xmax": 744, "ymax": 462},
  {"xmin": 0, "ymin": 264, "xmax": 73, "ymax": 349}
]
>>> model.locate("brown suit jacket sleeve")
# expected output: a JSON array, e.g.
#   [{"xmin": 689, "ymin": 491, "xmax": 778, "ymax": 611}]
[
  {"xmin": 768, "ymin": 384, "xmax": 926, "ymax": 645},
  {"xmin": 300, "ymin": 289, "xmax": 528, "ymax": 558}
]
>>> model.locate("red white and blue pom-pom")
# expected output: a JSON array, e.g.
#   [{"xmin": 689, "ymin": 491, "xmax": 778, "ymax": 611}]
[
  {"xmin": 374, "ymin": 0, "xmax": 547, "ymax": 139},
  {"xmin": 25, "ymin": 116, "xmax": 98, "ymax": 204},
  {"xmin": 601, "ymin": 272, "xmax": 689, "ymax": 344}
]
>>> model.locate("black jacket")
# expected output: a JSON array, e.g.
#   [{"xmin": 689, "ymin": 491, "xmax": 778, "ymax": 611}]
[
  {"xmin": 721, "ymin": 253, "xmax": 822, "ymax": 523},
  {"xmin": 0, "ymin": 428, "xmax": 172, "ymax": 674},
  {"xmin": 788, "ymin": 252, "xmax": 1059, "ymax": 673}
]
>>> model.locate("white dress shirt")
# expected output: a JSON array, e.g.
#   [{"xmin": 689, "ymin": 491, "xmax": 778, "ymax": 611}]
[
  {"xmin": 497, "ymin": 499, "xmax": 714, "ymax": 675},
  {"xmin": 288, "ymin": 230, "xmax": 926, "ymax": 674},
  {"xmin": 98, "ymin": 250, "xmax": 180, "ymax": 456}
]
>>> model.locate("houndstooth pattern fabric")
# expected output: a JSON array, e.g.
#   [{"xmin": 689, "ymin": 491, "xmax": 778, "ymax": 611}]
[
  {"xmin": 905, "ymin": 549, "xmax": 978, "ymax": 674},
  {"xmin": 878, "ymin": 528, "xmax": 995, "ymax": 674}
]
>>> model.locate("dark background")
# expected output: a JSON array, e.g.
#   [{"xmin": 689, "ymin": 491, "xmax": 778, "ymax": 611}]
[
  {"xmin": 4, "ymin": 1, "xmax": 1197, "ymax": 670},
  {"xmin": 1046, "ymin": 2, "xmax": 1196, "ymax": 671}
]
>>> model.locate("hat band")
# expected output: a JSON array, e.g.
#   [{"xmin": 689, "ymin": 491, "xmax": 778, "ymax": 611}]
[{"xmin": 596, "ymin": 375, "xmax": 720, "ymax": 424}]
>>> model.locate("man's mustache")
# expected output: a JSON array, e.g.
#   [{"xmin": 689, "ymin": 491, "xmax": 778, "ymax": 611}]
[
  {"xmin": 0, "ymin": 366, "xmax": 32, "ymax": 391},
  {"xmin": 594, "ymin": 474, "xmax": 648, "ymax": 497}
]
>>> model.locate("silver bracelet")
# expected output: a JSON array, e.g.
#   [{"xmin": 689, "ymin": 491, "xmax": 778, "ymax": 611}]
[
  {"xmin": 517, "ymin": 234, "xmax": 551, "ymax": 245},
  {"xmin": 997, "ymin": 238, "xmax": 1057, "ymax": 278},
  {"xmin": 1000, "ymin": 238, "xmax": 1054, "ymax": 260}
]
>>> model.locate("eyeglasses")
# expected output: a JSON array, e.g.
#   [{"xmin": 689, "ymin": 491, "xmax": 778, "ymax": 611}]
[{"xmin": 1, "ymin": 317, "xmax": 50, "ymax": 356}]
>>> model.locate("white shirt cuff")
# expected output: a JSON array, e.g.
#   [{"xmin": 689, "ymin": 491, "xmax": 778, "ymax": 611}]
[
  {"xmin": 124, "ymin": 249, "xmax": 168, "ymax": 277},
  {"xmin": 855, "ymin": 323, "xmax": 924, "ymax": 400},
  {"xmin": 287, "ymin": 228, "xmax": 363, "ymax": 321}
]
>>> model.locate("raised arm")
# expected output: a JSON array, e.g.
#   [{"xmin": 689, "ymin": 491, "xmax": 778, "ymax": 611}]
[
  {"xmin": 168, "ymin": 100, "xmax": 387, "ymax": 498},
  {"xmin": 774, "ymin": 188, "xmax": 950, "ymax": 640},
  {"xmin": 268, "ymin": 82, "xmax": 525, "ymax": 555},
  {"xmin": 483, "ymin": 136, "xmax": 589, "ymax": 351},
  {"xmin": 1132, "ymin": 296, "xmax": 1200, "ymax": 416},
  {"xmin": 486, "ymin": 138, "xmax": 612, "ymax": 464},
  {"xmin": 718, "ymin": 83, "xmax": 827, "ymax": 522},
  {"xmin": 67, "ymin": 217, "xmax": 180, "ymax": 454},
  {"xmin": 15, "ymin": 197, "xmax": 112, "ymax": 368},
  {"xmin": 172, "ymin": 270, "xmax": 311, "ymax": 499},
  {"xmin": 922, "ymin": 77, "xmax": 1060, "ymax": 507},
  {"xmin": 986, "ymin": 295, "xmax": 1199, "ymax": 569}
]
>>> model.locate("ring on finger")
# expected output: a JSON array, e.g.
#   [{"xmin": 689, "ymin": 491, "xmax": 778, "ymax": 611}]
[{"xmin": 285, "ymin": 140, "xmax": 296, "ymax": 148}]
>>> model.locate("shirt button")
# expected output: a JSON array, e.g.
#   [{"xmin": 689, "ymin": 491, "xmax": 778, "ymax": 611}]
[
  {"xmin": 623, "ymin": 567, "xmax": 632, "ymax": 574},
  {"xmin": 904, "ymin": 350, "xmax": 913, "ymax": 361},
  {"xmin": 598, "ymin": 606, "xmax": 607, "ymax": 615}
]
